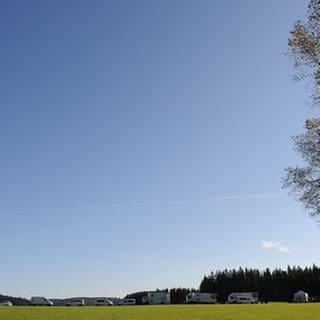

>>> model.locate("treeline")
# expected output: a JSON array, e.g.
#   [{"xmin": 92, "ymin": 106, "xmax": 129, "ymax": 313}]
[
  {"xmin": 169, "ymin": 288, "xmax": 194, "ymax": 304},
  {"xmin": 0, "ymin": 294, "xmax": 29, "ymax": 305},
  {"xmin": 4, "ymin": 265, "xmax": 320, "ymax": 304},
  {"xmin": 200, "ymin": 265, "xmax": 320, "ymax": 302}
]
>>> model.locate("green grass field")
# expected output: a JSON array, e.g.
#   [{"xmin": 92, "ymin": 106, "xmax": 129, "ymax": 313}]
[{"xmin": 1, "ymin": 304, "xmax": 320, "ymax": 320}]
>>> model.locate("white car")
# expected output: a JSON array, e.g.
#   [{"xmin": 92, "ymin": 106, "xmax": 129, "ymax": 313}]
[
  {"xmin": 30, "ymin": 297, "xmax": 53, "ymax": 306},
  {"xmin": 96, "ymin": 298, "xmax": 113, "ymax": 306},
  {"xmin": 0, "ymin": 301, "xmax": 12, "ymax": 306},
  {"xmin": 66, "ymin": 298, "xmax": 85, "ymax": 306}
]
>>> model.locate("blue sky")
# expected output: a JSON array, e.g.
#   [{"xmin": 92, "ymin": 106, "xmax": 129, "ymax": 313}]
[{"xmin": 0, "ymin": 0, "xmax": 318, "ymax": 298}]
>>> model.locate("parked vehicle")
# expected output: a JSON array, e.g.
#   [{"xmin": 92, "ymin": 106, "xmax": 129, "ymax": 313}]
[
  {"xmin": 186, "ymin": 292, "xmax": 217, "ymax": 304},
  {"xmin": 119, "ymin": 298, "xmax": 136, "ymax": 305},
  {"xmin": 95, "ymin": 298, "xmax": 113, "ymax": 306},
  {"xmin": 228, "ymin": 292, "xmax": 258, "ymax": 304},
  {"xmin": 66, "ymin": 298, "xmax": 85, "ymax": 306},
  {"xmin": 142, "ymin": 292, "xmax": 170, "ymax": 305},
  {"xmin": 30, "ymin": 296, "xmax": 53, "ymax": 306},
  {"xmin": 0, "ymin": 301, "xmax": 12, "ymax": 306}
]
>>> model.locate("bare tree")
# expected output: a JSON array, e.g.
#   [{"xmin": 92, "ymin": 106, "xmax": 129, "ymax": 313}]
[
  {"xmin": 284, "ymin": 1, "xmax": 320, "ymax": 216},
  {"xmin": 288, "ymin": 0, "xmax": 320, "ymax": 104}
]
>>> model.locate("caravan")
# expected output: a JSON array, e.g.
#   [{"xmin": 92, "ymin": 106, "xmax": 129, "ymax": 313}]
[
  {"xmin": 141, "ymin": 292, "xmax": 170, "ymax": 305},
  {"xmin": 228, "ymin": 292, "xmax": 258, "ymax": 304},
  {"xmin": 186, "ymin": 292, "xmax": 217, "ymax": 304}
]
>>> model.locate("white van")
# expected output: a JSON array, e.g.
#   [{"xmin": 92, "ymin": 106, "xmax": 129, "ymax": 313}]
[
  {"xmin": 66, "ymin": 298, "xmax": 85, "ymax": 306},
  {"xmin": 0, "ymin": 301, "xmax": 12, "ymax": 306},
  {"xmin": 119, "ymin": 298, "xmax": 136, "ymax": 305},
  {"xmin": 30, "ymin": 296, "xmax": 53, "ymax": 306},
  {"xmin": 95, "ymin": 298, "xmax": 113, "ymax": 306}
]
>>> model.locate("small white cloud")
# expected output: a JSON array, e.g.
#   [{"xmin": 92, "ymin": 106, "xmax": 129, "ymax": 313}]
[
  {"xmin": 261, "ymin": 240, "xmax": 292, "ymax": 253},
  {"xmin": 277, "ymin": 245, "xmax": 290, "ymax": 253},
  {"xmin": 262, "ymin": 241, "xmax": 280, "ymax": 249}
]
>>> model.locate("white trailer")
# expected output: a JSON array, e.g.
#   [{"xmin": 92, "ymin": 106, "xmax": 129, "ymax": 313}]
[
  {"xmin": 30, "ymin": 296, "xmax": 53, "ymax": 306},
  {"xmin": 141, "ymin": 292, "xmax": 171, "ymax": 305},
  {"xmin": 186, "ymin": 292, "xmax": 217, "ymax": 304},
  {"xmin": 228, "ymin": 292, "xmax": 258, "ymax": 304}
]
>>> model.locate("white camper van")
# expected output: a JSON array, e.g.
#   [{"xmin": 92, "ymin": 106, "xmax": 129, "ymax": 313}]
[
  {"xmin": 30, "ymin": 296, "xmax": 53, "ymax": 306},
  {"xmin": 141, "ymin": 292, "xmax": 171, "ymax": 305},
  {"xmin": 66, "ymin": 298, "xmax": 85, "ymax": 306},
  {"xmin": 228, "ymin": 292, "xmax": 258, "ymax": 304},
  {"xmin": 186, "ymin": 292, "xmax": 217, "ymax": 304}
]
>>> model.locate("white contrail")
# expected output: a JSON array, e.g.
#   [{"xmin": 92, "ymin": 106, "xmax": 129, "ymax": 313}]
[{"xmin": 0, "ymin": 192, "xmax": 284, "ymax": 215}]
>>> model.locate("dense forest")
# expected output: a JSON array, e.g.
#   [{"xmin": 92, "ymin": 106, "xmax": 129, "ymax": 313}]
[
  {"xmin": 129, "ymin": 266, "xmax": 320, "ymax": 304},
  {"xmin": 199, "ymin": 266, "xmax": 320, "ymax": 302}
]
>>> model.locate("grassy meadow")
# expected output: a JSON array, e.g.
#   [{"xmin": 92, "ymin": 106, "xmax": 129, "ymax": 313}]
[{"xmin": 1, "ymin": 303, "xmax": 320, "ymax": 320}]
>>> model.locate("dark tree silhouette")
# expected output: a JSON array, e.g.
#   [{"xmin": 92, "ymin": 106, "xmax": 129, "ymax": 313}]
[
  {"xmin": 284, "ymin": 0, "xmax": 320, "ymax": 216},
  {"xmin": 200, "ymin": 266, "xmax": 320, "ymax": 302}
]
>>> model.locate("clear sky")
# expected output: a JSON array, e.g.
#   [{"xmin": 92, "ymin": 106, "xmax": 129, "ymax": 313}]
[{"xmin": 0, "ymin": 0, "xmax": 318, "ymax": 299}]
